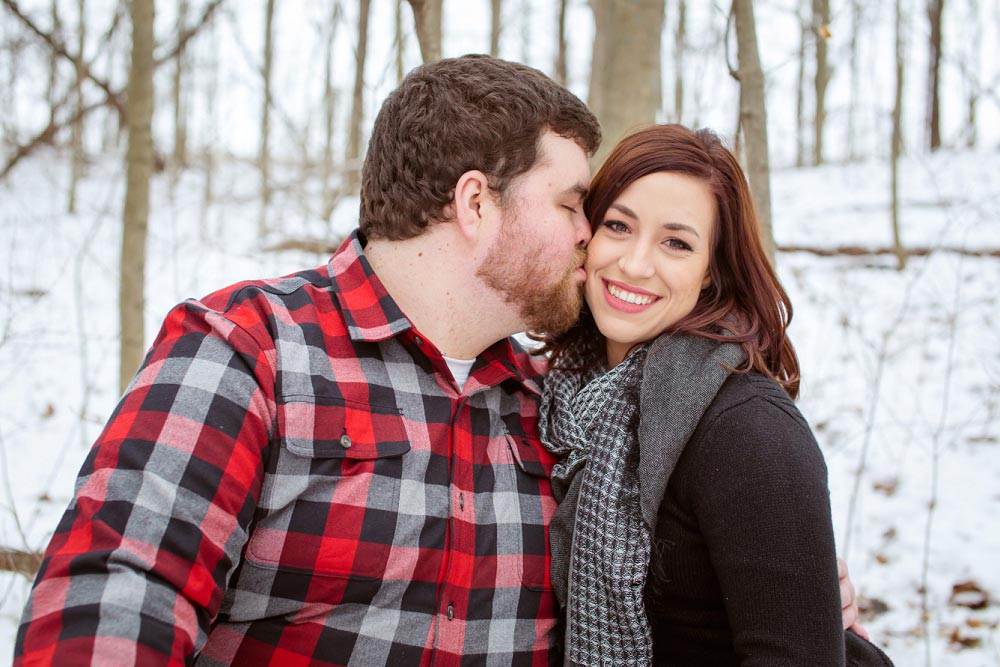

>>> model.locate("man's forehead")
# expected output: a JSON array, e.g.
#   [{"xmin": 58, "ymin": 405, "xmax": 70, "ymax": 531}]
[{"xmin": 536, "ymin": 132, "xmax": 591, "ymax": 187}]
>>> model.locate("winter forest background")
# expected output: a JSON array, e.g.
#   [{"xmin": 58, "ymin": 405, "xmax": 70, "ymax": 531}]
[{"xmin": 1, "ymin": 0, "xmax": 999, "ymax": 664}]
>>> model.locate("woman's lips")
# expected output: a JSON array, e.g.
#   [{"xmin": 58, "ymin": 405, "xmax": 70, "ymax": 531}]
[{"xmin": 601, "ymin": 279, "xmax": 660, "ymax": 314}]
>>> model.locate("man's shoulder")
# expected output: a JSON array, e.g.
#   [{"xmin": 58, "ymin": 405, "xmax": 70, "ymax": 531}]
[{"xmin": 196, "ymin": 265, "xmax": 334, "ymax": 316}]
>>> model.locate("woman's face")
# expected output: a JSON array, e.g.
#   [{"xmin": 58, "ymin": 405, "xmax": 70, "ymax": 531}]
[{"xmin": 584, "ymin": 171, "xmax": 716, "ymax": 366}]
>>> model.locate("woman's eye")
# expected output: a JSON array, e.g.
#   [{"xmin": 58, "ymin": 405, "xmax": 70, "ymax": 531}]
[
  {"xmin": 665, "ymin": 238, "xmax": 693, "ymax": 251},
  {"xmin": 563, "ymin": 205, "xmax": 578, "ymax": 214},
  {"xmin": 603, "ymin": 220, "xmax": 628, "ymax": 233}
]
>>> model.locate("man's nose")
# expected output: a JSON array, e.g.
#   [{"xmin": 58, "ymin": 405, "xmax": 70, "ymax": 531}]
[{"xmin": 576, "ymin": 213, "xmax": 592, "ymax": 247}]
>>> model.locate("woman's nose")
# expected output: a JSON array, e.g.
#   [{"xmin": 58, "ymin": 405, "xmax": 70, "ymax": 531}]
[{"xmin": 617, "ymin": 243, "xmax": 655, "ymax": 279}]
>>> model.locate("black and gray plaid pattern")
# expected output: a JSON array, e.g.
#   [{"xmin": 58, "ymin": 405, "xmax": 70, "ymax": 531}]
[{"xmin": 539, "ymin": 345, "xmax": 653, "ymax": 667}]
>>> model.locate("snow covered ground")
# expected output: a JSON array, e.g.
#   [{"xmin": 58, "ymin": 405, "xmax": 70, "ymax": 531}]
[{"xmin": 1, "ymin": 145, "xmax": 999, "ymax": 665}]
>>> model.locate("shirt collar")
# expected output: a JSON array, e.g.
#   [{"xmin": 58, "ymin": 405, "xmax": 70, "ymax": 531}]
[
  {"xmin": 328, "ymin": 229, "xmax": 544, "ymax": 395},
  {"xmin": 328, "ymin": 230, "xmax": 413, "ymax": 343}
]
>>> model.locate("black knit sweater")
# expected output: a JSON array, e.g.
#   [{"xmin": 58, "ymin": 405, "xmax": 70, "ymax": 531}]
[{"xmin": 643, "ymin": 371, "xmax": 846, "ymax": 666}]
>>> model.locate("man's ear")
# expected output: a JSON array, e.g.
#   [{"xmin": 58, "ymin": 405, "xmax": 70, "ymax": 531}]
[{"xmin": 453, "ymin": 170, "xmax": 492, "ymax": 242}]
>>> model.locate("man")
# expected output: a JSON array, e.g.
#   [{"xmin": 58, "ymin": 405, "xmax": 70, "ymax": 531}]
[{"xmin": 16, "ymin": 55, "xmax": 859, "ymax": 666}]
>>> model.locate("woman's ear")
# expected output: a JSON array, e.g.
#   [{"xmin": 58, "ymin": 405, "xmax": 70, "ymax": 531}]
[{"xmin": 452, "ymin": 170, "xmax": 491, "ymax": 242}]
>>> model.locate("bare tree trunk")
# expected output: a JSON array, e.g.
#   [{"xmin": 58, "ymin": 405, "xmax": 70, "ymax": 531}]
[
  {"xmin": 926, "ymin": 0, "xmax": 945, "ymax": 151},
  {"xmin": 812, "ymin": 0, "xmax": 830, "ymax": 165},
  {"xmin": 201, "ymin": 19, "xmax": 218, "ymax": 241},
  {"xmin": 47, "ymin": 0, "xmax": 61, "ymax": 128},
  {"xmin": 68, "ymin": 0, "xmax": 86, "ymax": 214},
  {"xmin": 395, "ymin": 0, "xmax": 405, "ymax": 83},
  {"xmin": 963, "ymin": 0, "xmax": 979, "ymax": 148},
  {"xmin": 490, "ymin": 0, "xmax": 502, "ymax": 57},
  {"xmin": 554, "ymin": 0, "xmax": 568, "ymax": 85},
  {"xmin": 346, "ymin": 0, "xmax": 371, "ymax": 195},
  {"xmin": 847, "ymin": 0, "xmax": 862, "ymax": 160},
  {"xmin": 172, "ymin": 0, "xmax": 189, "ymax": 168},
  {"xmin": 407, "ymin": 0, "xmax": 442, "ymax": 63},
  {"xmin": 673, "ymin": 0, "xmax": 686, "ymax": 122},
  {"xmin": 322, "ymin": 2, "xmax": 341, "ymax": 219},
  {"xmin": 120, "ymin": 0, "xmax": 154, "ymax": 394},
  {"xmin": 259, "ymin": 0, "xmax": 275, "ymax": 237},
  {"xmin": 733, "ymin": 0, "xmax": 775, "ymax": 265},
  {"xmin": 519, "ymin": 0, "xmax": 531, "ymax": 63},
  {"xmin": 891, "ymin": 0, "xmax": 907, "ymax": 271},
  {"xmin": 588, "ymin": 0, "xmax": 665, "ymax": 166},
  {"xmin": 795, "ymin": 0, "xmax": 808, "ymax": 167}
]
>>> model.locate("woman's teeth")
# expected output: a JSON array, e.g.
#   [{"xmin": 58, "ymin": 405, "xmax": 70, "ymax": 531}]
[{"xmin": 607, "ymin": 283, "xmax": 656, "ymax": 305}]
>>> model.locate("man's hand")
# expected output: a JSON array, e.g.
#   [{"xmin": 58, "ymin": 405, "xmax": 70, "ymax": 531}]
[{"xmin": 838, "ymin": 557, "xmax": 870, "ymax": 639}]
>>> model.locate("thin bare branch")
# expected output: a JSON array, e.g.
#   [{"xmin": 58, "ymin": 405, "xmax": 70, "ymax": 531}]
[
  {"xmin": 1, "ymin": 0, "xmax": 125, "ymax": 118},
  {"xmin": 154, "ymin": 0, "xmax": 225, "ymax": 67}
]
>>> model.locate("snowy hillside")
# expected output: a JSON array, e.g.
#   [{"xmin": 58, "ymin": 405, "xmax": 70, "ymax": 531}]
[{"xmin": 1, "ymin": 146, "xmax": 998, "ymax": 665}]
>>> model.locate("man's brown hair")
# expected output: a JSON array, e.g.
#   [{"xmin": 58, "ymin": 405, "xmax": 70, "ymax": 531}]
[{"xmin": 360, "ymin": 54, "xmax": 601, "ymax": 240}]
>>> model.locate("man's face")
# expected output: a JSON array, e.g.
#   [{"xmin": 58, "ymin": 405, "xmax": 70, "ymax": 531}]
[{"xmin": 477, "ymin": 132, "xmax": 593, "ymax": 334}]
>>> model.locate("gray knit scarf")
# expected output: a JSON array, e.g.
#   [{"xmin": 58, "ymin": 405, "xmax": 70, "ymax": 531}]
[
  {"xmin": 540, "ymin": 333, "xmax": 746, "ymax": 667},
  {"xmin": 540, "ymin": 342, "xmax": 652, "ymax": 667}
]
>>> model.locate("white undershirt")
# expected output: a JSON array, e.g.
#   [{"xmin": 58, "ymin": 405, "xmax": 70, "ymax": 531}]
[{"xmin": 443, "ymin": 355, "xmax": 477, "ymax": 391}]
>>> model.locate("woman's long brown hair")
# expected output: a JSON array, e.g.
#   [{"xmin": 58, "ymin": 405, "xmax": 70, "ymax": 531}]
[{"xmin": 535, "ymin": 124, "xmax": 801, "ymax": 398}]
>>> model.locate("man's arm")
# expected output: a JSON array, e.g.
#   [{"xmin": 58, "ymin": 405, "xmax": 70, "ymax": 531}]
[{"xmin": 15, "ymin": 299, "xmax": 276, "ymax": 666}]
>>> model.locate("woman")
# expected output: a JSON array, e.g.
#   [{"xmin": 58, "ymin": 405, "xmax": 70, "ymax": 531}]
[{"xmin": 537, "ymin": 125, "xmax": 892, "ymax": 666}]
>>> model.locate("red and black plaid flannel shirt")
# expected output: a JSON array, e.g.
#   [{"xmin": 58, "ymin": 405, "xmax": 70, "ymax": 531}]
[{"xmin": 16, "ymin": 232, "xmax": 560, "ymax": 666}]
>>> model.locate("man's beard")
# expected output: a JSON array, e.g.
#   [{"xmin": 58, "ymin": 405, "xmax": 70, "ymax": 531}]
[{"xmin": 477, "ymin": 212, "xmax": 586, "ymax": 335}]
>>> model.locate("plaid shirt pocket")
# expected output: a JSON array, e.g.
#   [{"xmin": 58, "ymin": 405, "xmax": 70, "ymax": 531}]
[
  {"xmin": 246, "ymin": 395, "xmax": 409, "ymax": 580},
  {"xmin": 505, "ymin": 433, "xmax": 558, "ymax": 592}
]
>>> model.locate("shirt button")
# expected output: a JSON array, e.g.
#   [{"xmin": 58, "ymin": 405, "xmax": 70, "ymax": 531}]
[
  {"xmin": 413, "ymin": 335, "xmax": 423, "ymax": 346},
  {"xmin": 340, "ymin": 434, "xmax": 352, "ymax": 449},
  {"xmin": 458, "ymin": 493, "xmax": 464, "ymax": 510},
  {"xmin": 447, "ymin": 604, "xmax": 454, "ymax": 621}
]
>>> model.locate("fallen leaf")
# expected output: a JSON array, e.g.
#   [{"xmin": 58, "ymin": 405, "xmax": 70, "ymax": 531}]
[
  {"xmin": 949, "ymin": 581, "xmax": 989, "ymax": 610},
  {"xmin": 858, "ymin": 596, "xmax": 890, "ymax": 622},
  {"xmin": 873, "ymin": 477, "xmax": 899, "ymax": 495},
  {"xmin": 946, "ymin": 625, "xmax": 982, "ymax": 649}
]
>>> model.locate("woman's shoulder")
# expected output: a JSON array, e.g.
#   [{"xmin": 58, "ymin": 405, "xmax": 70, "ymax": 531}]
[
  {"xmin": 690, "ymin": 371, "xmax": 822, "ymax": 469},
  {"xmin": 707, "ymin": 371, "xmax": 808, "ymax": 428}
]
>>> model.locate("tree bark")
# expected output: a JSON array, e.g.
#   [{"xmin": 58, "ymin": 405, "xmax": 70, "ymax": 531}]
[
  {"xmin": 201, "ymin": 19, "xmax": 218, "ymax": 241},
  {"xmin": 891, "ymin": 0, "xmax": 907, "ymax": 270},
  {"xmin": 926, "ymin": 0, "xmax": 945, "ymax": 151},
  {"xmin": 963, "ymin": 0, "xmax": 979, "ymax": 148},
  {"xmin": 490, "ymin": 0, "xmax": 502, "ymax": 57},
  {"xmin": 588, "ymin": 0, "xmax": 665, "ymax": 166},
  {"xmin": 395, "ymin": 0, "xmax": 405, "ymax": 83},
  {"xmin": 172, "ymin": 0, "xmax": 189, "ymax": 168},
  {"xmin": 554, "ymin": 0, "xmax": 568, "ymax": 85},
  {"xmin": 673, "ymin": 0, "xmax": 686, "ymax": 123},
  {"xmin": 346, "ymin": 0, "xmax": 371, "ymax": 195},
  {"xmin": 68, "ymin": 0, "xmax": 86, "ymax": 214},
  {"xmin": 795, "ymin": 0, "xmax": 807, "ymax": 167},
  {"xmin": 259, "ymin": 0, "xmax": 275, "ymax": 236},
  {"xmin": 322, "ymin": 2, "xmax": 341, "ymax": 219},
  {"xmin": 518, "ymin": 0, "xmax": 531, "ymax": 63},
  {"xmin": 119, "ymin": 0, "xmax": 155, "ymax": 394},
  {"xmin": 733, "ymin": 0, "xmax": 775, "ymax": 265},
  {"xmin": 847, "ymin": 0, "xmax": 862, "ymax": 160},
  {"xmin": 812, "ymin": 0, "xmax": 831, "ymax": 165},
  {"xmin": 47, "ymin": 0, "xmax": 61, "ymax": 128},
  {"xmin": 406, "ymin": 0, "xmax": 442, "ymax": 63}
]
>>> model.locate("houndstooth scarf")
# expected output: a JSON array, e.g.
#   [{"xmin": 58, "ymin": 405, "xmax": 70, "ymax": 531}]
[{"xmin": 539, "ymin": 342, "xmax": 653, "ymax": 667}]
